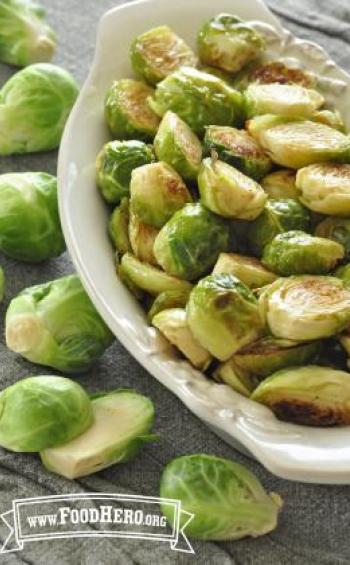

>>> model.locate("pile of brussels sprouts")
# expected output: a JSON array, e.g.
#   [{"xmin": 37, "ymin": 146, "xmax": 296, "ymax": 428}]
[{"xmin": 98, "ymin": 12, "xmax": 350, "ymax": 428}]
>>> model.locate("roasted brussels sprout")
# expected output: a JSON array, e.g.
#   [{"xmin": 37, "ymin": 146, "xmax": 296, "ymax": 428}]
[
  {"xmin": 105, "ymin": 79, "xmax": 160, "ymax": 141},
  {"xmin": 0, "ymin": 63, "xmax": 78, "ymax": 155},
  {"xmin": 335, "ymin": 263, "xmax": 350, "ymax": 288},
  {"xmin": 261, "ymin": 169, "xmax": 298, "ymax": 200},
  {"xmin": 315, "ymin": 217, "xmax": 350, "ymax": 260},
  {"xmin": 41, "ymin": 389, "xmax": 156, "ymax": 479},
  {"xmin": 131, "ymin": 25, "xmax": 197, "ymax": 85},
  {"xmin": 203, "ymin": 126, "xmax": 272, "ymax": 181},
  {"xmin": 197, "ymin": 14, "xmax": 265, "ymax": 73},
  {"xmin": 0, "ymin": 266, "xmax": 4, "ymax": 303},
  {"xmin": 296, "ymin": 164, "xmax": 350, "ymax": 216},
  {"xmin": 246, "ymin": 61, "xmax": 316, "ymax": 89},
  {"xmin": 129, "ymin": 210, "xmax": 159, "ymax": 265},
  {"xmin": 0, "ymin": 172, "xmax": 65, "ymax": 262},
  {"xmin": 259, "ymin": 275, "xmax": 350, "ymax": 340},
  {"xmin": 198, "ymin": 64, "xmax": 237, "ymax": 86},
  {"xmin": 154, "ymin": 111, "xmax": 202, "ymax": 181},
  {"xmin": 0, "ymin": 376, "xmax": 92, "ymax": 452},
  {"xmin": 187, "ymin": 273, "xmax": 264, "ymax": 360},
  {"xmin": 152, "ymin": 308, "xmax": 212, "ymax": 370},
  {"xmin": 147, "ymin": 287, "xmax": 191, "ymax": 321},
  {"xmin": 160, "ymin": 454, "xmax": 282, "ymax": 540},
  {"xmin": 130, "ymin": 161, "xmax": 192, "ymax": 228},
  {"xmin": 198, "ymin": 157, "xmax": 267, "ymax": 220},
  {"xmin": 214, "ymin": 359, "xmax": 259, "ymax": 397},
  {"xmin": 245, "ymin": 84, "xmax": 324, "ymax": 119},
  {"xmin": 0, "ymin": 0, "xmax": 56, "ymax": 67},
  {"xmin": 213, "ymin": 253, "xmax": 278, "ymax": 288},
  {"xmin": 108, "ymin": 197, "xmax": 131, "ymax": 255},
  {"xmin": 154, "ymin": 203, "xmax": 229, "ymax": 280},
  {"xmin": 6, "ymin": 275, "xmax": 114, "ymax": 373},
  {"xmin": 262, "ymin": 230, "xmax": 344, "ymax": 276},
  {"xmin": 311, "ymin": 109, "xmax": 345, "ymax": 132},
  {"xmin": 149, "ymin": 66, "xmax": 243, "ymax": 136},
  {"xmin": 252, "ymin": 366, "xmax": 350, "ymax": 426}
]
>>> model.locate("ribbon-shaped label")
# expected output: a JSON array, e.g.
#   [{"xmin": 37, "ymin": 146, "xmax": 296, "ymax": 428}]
[{"xmin": 0, "ymin": 493, "xmax": 194, "ymax": 554}]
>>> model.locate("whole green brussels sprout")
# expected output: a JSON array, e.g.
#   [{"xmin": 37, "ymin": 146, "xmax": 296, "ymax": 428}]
[
  {"xmin": 131, "ymin": 25, "xmax": 197, "ymax": 85},
  {"xmin": 0, "ymin": 266, "xmax": 4, "ymax": 303},
  {"xmin": 198, "ymin": 157, "xmax": 267, "ymax": 220},
  {"xmin": 108, "ymin": 197, "xmax": 132, "ymax": 255},
  {"xmin": 96, "ymin": 140, "xmax": 154, "ymax": 204},
  {"xmin": 0, "ymin": 63, "xmax": 78, "ymax": 155},
  {"xmin": 130, "ymin": 161, "xmax": 192, "ymax": 228},
  {"xmin": 187, "ymin": 273, "xmax": 264, "ymax": 360},
  {"xmin": 5, "ymin": 275, "xmax": 114, "ymax": 373},
  {"xmin": 245, "ymin": 83, "xmax": 324, "ymax": 119},
  {"xmin": 105, "ymin": 79, "xmax": 160, "ymax": 141},
  {"xmin": 0, "ymin": 172, "xmax": 65, "ymax": 262},
  {"xmin": 0, "ymin": 376, "xmax": 93, "ymax": 452},
  {"xmin": 251, "ymin": 365, "xmax": 350, "ymax": 426},
  {"xmin": 154, "ymin": 203, "xmax": 229, "ymax": 281},
  {"xmin": 203, "ymin": 126, "xmax": 272, "ymax": 181},
  {"xmin": 261, "ymin": 169, "xmax": 298, "ymax": 200},
  {"xmin": 296, "ymin": 164, "xmax": 350, "ymax": 216},
  {"xmin": 160, "ymin": 454, "xmax": 282, "ymax": 540},
  {"xmin": 311, "ymin": 109, "xmax": 345, "ymax": 132},
  {"xmin": 147, "ymin": 287, "xmax": 191, "ymax": 321},
  {"xmin": 149, "ymin": 66, "xmax": 244, "ymax": 136},
  {"xmin": 0, "ymin": 0, "xmax": 56, "ymax": 67},
  {"xmin": 128, "ymin": 210, "xmax": 159, "ymax": 266},
  {"xmin": 197, "ymin": 14, "xmax": 265, "ymax": 73},
  {"xmin": 262, "ymin": 230, "xmax": 344, "ymax": 276},
  {"xmin": 315, "ymin": 216, "xmax": 350, "ymax": 261},
  {"xmin": 198, "ymin": 64, "xmax": 237, "ymax": 87},
  {"xmin": 154, "ymin": 111, "xmax": 202, "ymax": 181},
  {"xmin": 213, "ymin": 253, "xmax": 278, "ymax": 288}
]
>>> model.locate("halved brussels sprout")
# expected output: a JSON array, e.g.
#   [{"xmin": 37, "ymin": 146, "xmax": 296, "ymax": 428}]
[
  {"xmin": 0, "ymin": 172, "xmax": 65, "ymax": 262},
  {"xmin": 245, "ymin": 198, "xmax": 310, "ymax": 257},
  {"xmin": 197, "ymin": 14, "xmax": 265, "ymax": 73},
  {"xmin": 296, "ymin": 164, "xmax": 350, "ymax": 216},
  {"xmin": 149, "ymin": 66, "xmax": 243, "ymax": 136},
  {"xmin": 154, "ymin": 111, "xmax": 202, "ymax": 181},
  {"xmin": 187, "ymin": 273, "xmax": 264, "ymax": 360},
  {"xmin": 130, "ymin": 161, "xmax": 192, "ymax": 228},
  {"xmin": 204, "ymin": 126, "xmax": 272, "ymax": 181},
  {"xmin": 245, "ymin": 84, "xmax": 324, "ymax": 119},
  {"xmin": 262, "ymin": 230, "xmax": 344, "ymax": 276},
  {"xmin": 251, "ymin": 365, "xmax": 350, "ymax": 426},
  {"xmin": 311, "ymin": 109, "xmax": 345, "ymax": 132},
  {"xmin": 154, "ymin": 203, "xmax": 229, "ymax": 281},
  {"xmin": 160, "ymin": 454, "xmax": 282, "ymax": 540},
  {"xmin": 105, "ymin": 79, "xmax": 160, "ymax": 141},
  {"xmin": 214, "ymin": 359, "xmax": 259, "ymax": 397},
  {"xmin": 0, "ymin": 376, "xmax": 93, "ymax": 452},
  {"xmin": 6, "ymin": 275, "xmax": 115, "ymax": 373},
  {"xmin": 248, "ymin": 61, "xmax": 316, "ymax": 89},
  {"xmin": 108, "ymin": 197, "xmax": 132, "ymax": 255},
  {"xmin": 128, "ymin": 210, "xmax": 159, "ymax": 265},
  {"xmin": 260, "ymin": 169, "xmax": 298, "ymax": 200},
  {"xmin": 119, "ymin": 253, "xmax": 192, "ymax": 296},
  {"xmin": 259, "ymin": 275, "xmax": 350, "ymax": 340},
  {"xmin": 131, "ymin": 25, "xmax": 197, "ymax": 85},
  {"xmin": 213, "ymin": 253, "xmax": 278, "ymax": 288},
  {"xmin": 198, "ymin": 158, "xmax": 267, "ymax": 220},
  {"xmin": 41, "ymin": 390, "xmax": 156, "ymax": 479},
  {"xmin": 96, "ymin": 140, "xmax": 154, "ymax": 205},
  {"xmin": 247, "ymin": 116, "xmax": 350, "ymax": 169},
  {"xmin": 0, "ymin": 266, "xmax": 4, "ymax": 303},
  {"xmin": 198, "ymin": 64, "xmax": 237, "ymax": 87},
  {"xmin": 335, "ymin": 263, "xmax": 350, "ymax": 288},
  {"xmin": 0, "ymin": 63, "xmax": 78, "ymax": 155},
  {"xmin": 152, "ymin": 308, "xmax": 212, "ymax": 370},
  {"xmin": 315, "ymin": 217, "xmax": 350, "ymax": 261},
  {"xmin": 147, "ymin": 288, "xmax": 191, "ymax": 321}
]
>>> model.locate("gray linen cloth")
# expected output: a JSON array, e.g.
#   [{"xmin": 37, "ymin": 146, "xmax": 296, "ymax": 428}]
[{"xmin": 0, "ymin": 1, "xmax": 350, "ymax": 563}]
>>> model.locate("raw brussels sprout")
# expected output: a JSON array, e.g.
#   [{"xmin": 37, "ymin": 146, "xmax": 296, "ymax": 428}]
[
  {"xmin": 41, "ymin": 389, "xmax": 155, "ymax": 479},
  {"xmin": 261, "ymin": 169, "xmax": 298, "ymax": 200},
  {"xmin": 296, "ymin": 164, "xmax": 350, "ymax": 216},
  {"xmin": 187, "ymin": 274, "xmax": 264, "ymax": 360},
  {"xmin": 247, "ymin": 116, "xmax": 350, "ymax": 169},
  {"xmin": 204, "ymin": 126, "xmax": 272, "ymax": 181},
  {"xmin": 262, "ymin": 230, "xmax": 344, "ymax": 276},
  {"xmin": 119, "ymin": 253, "xmax": 192, "ymax": 296},
  {"xmin": 130, "ymin": 162, "xmax": 192, "ymax": 228},
  {"xmin": 154, "ymin": 111, "xmax": 202, "ymax": 181},
  {"xmin": 245, "ymin": 84, "xmax": 324, "ymax": 119},
  {"xmin": 335, "ymin": 263, "xmax": 350, "ymax": 288},
  {"xmin": 0, "ymin": 266, "xmax": 4, "ymax": 303},
  {"xmin": 5, "ymin": 275, "xmax": 114, "ymax": 373},
  {"xmin": 129, "ymin": 210, "xmax": 159, "ymax": 266},
  {"xmin": 315, "ymin": 217, "xmax": 350, "ymax": 261},
  {"xmin": 311, "ymin": 109, "xmax": 345, "ymax": 132},
  {"xmin": 105, "ymin": 79, "xmax": 160, "ymax": 141},
  {"xmin": 259, "ymin": 275, "xmax": 350, "ymax": 341},
  {"xmin": 197, "ymin": 14, "xmax": 265, "ymax": 73},
  {"xmin": 198, "ymin": 157, "xmax": 267, "ymax": 220},
  {"xmin": 160, "ymin": 454, "xmax": 282, "ymax": 540},
  {"xmin": 108, "ymin": 197, "xmax": 132, "ymax": 255},
  {"xmin": 213, "ymin": 253, "xmax": 278, "ymax": 288},
  {"xmin": 152, "ymin": 308, "xmax": 212, "ymax": 370},
  {"xmin": 147, "ymin": 288, "xmax": 191, "ymax": 321},
  {"xmin": 0, "ymin": 376, "xmax": 93, "ymax": 452},
  {"xmin": 149, "ymin": 66, "xmax": 243, "ymax": 136},
  {"xmin": 247, "ymin": 61, "xmax": 316, "ymax": 89},
  {"xmin": 0, "ymin": 63, "xmax": 78, "ymax": 155},
  {"xmin": 245, "ymin": 198, "xmax": 310, "ymax": 257},
  {"xmin": 154, "ymin": 203, "xmax": 229, "ymax": 280},
  {"xmin": 0, "ymin": 172, "xmax": 65, "ymax": 262},
  {"xmin": 251, "ymin": 366, "xmax": 350, "ymax": 426},
  {"xmin": 0, "ymin": 0, "xmax": 56, "ymax": 67},
  {"xmin": 96, "ymin": 140, "xmax": 154, "ymax": 205},
  {"xmin": 131, "ymin": 25, "xmax": 197, "ymax": 85}
]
